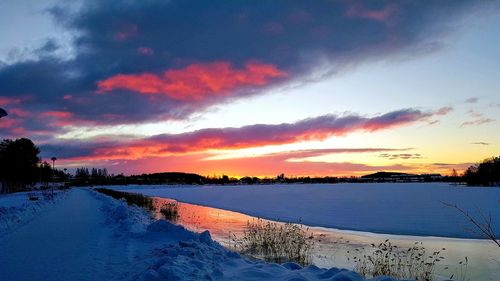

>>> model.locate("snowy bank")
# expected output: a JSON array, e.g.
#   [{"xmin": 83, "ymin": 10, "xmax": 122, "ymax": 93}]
[{"xmin": 91, "ymin": 189, "xmax": 406, "ymax": 281}]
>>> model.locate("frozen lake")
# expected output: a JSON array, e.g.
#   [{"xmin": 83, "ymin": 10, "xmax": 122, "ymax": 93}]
[{"xmin": 114, "ymin": 183, "xmax": 500, "ymax": 238}]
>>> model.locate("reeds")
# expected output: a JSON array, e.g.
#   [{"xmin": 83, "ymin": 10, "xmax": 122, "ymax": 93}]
[
  {"xmin": 94, "ymin": 188, "xmax": 154, "ymax": 211},
  {"xmin": 348, "ymin": 240, "xmax": 445, "ymax": 281},
  {"xmin": 232, "ymin": 218, "xmax": 314, "ymax": 266},
  {"xmin": 159, "ymin": 201, "xmax": 180, "ymax": 222}
]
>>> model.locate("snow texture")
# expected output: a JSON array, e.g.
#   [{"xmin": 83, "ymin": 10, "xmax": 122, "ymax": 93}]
[{"xmin": 0, "ymin": 191, "xmax": 65, "ymax": 237}]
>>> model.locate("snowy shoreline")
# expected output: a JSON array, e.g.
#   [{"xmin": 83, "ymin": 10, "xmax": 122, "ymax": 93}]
[
  {"xmin": 89, "ymin": 189, "xmax": 401, "ymax": 281},
  {"xmin": 108, "ymin": 183, "xmax": 500, "ymax": 280},
  {"xmin": 111, "ymin": 183, "xmax": 500, "ymax": 239}
]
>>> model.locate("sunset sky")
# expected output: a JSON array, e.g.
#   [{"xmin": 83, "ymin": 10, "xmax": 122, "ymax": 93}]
[{"xmin": 0, "ymin": 0, "xmax": 499, "ymax": 177}]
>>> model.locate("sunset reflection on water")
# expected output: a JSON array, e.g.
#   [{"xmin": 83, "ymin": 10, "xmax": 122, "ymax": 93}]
[{"xmin": 152, "ymin": 197, "xmax": 252, "ymax": 242}]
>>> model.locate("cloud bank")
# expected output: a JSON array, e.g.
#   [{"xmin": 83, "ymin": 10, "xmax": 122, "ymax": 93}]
[{"xmin": 0, "ymin": 0, "xmax": 485, "ymax": 138}]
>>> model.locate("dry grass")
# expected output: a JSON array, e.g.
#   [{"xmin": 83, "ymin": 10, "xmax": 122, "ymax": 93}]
[
  {"xmin": 94, "ymin": 188, "xmax": 154, "ymax": 211},
  {"xmin": 449, "ymin": 257, "xmax": 470, "ymax": 281},
  {"xmin": 231, "ymin": 218, "xmax": 314, "ymax": 265},
  {"xmin": 348, "ymin": 240, "xmax": 445, "ymax": 281}
]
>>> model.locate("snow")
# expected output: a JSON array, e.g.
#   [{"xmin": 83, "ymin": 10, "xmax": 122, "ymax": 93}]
[
  {"xmin": 113, "ymin": 183, "xmax": 500, "ymax": 239},
  {"xmin": 0, "ymin": 191, "xmax": 65, "ymax": 237},
  {"xmin": 0, "ymin": 192, "xmax": 34, "ymax": 208},
  {"xmin": 0, "ymin": 188, "xmax": 403, "ymax": 281}
]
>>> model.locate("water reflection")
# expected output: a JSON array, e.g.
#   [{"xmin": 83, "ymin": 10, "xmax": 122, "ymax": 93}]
[
  {"xmin": 152, "ymin": 197, "xmax": 250, "ymax": 240},
  {"xmin": 151, "ymin": 197, "xmax": 499, "ymax": 281}
]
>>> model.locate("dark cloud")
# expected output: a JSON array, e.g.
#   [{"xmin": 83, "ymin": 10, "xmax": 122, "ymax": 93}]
[
  {"xmin": 268, "ymin": 148, "xmax": 412, "ymax": 160},
  {"xmin": 0, "ymin": 0, "xmax": 486, "ymax": 137},
  {"xmin": 465, "ymin": 97, "xmax": 479, "ymax": 104},
  {"xmin": 471, "ymin": 142, "xmax": 489, "ymax": 145},
  {"xmin": 379, "ymin": 153, "xmax": 422, "ymax": 160}
]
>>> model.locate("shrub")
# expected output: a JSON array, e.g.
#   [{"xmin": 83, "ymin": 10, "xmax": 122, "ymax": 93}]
[
  {"xmin": 159, "ymin": 202, "xmax": 180, "ymax": 222},
  {"xmin": 232, "ymin": 218, "xmax": 314, "ymax": 265}
]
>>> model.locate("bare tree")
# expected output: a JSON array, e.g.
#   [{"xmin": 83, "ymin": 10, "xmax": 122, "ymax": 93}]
[{"xmin": 444, "ymin": 202, "xmax": 500, "ymax": 248}]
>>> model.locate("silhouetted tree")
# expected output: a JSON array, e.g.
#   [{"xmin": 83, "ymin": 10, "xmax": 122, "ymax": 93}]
[
  {"xmin": 91, "ymin": 168, "xmax": 99, "ymax": 179},
  {"xmin": 0, "ymin": 138, "xmax": 40, "ymax": 193},
  {"xmin": 464, "ymin": 156, "xmax": 500, "ymax": 185},
  {"xmin": 75, "ymin": 167, "xmax": 90, "ymax": 179}
]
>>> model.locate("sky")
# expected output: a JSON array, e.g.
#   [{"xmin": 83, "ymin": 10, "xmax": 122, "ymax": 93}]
[{"xmin": 0, "ymin": 0, "xmax": 499, "ymax": 177}]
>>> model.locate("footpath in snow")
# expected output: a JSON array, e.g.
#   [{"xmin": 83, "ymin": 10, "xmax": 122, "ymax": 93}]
[{"xmin": 0, "ymin": 188, "xmax": 401, "ymax": 281}]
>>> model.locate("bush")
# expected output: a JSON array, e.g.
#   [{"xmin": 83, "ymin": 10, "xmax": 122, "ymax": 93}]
[
  {"xmin": 159, "ymin": 202, "xmax": 180, "ymax": 222},
  {"xmin": 231, "ymin": 218, "xmax": 314, "ymax": 265}
]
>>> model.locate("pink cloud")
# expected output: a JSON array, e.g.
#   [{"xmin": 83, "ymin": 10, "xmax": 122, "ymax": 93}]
[
  {"xmin": 8, "ymin": 108, "xmax": 30, "ymax": 118},
  {"xmin": 0, "ymin": 97, "xmax": 22, "ymax": 106},
  {"xmin": 0, "ymin": 118, "xmax": 20, "ymax": 129},
  {"xmin": 97, "ymin": 61, "xmax": 287, "ymax": 101},
  {"xmin": 346, "ymin": 4, "xmax": 397, "ymax": 23},
  {"xmin": 436, "ymin": 106, "xmax": 453, "ymax": 115},
  {"xmin": 39, "ymin": 110, "xmax": 94, "ymax": 127},
  {"xmin": 137, "ymin": 47, "xmax": 154, "ymax": 55}
]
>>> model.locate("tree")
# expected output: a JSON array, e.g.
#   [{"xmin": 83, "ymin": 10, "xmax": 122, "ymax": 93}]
[
  {"xmin": 91, "ymin": 168, "xmax": 99, "ymax": 179},
  {"xmin": 464, "ymin": 156, "xmax": 500, "ymax": 185},
  {"xmin": 0, "ymin": 138, "xmax": 40, "ymax": 193},
  {"xmin": 444, "ymin": 202, "xmax": 500, "ymax": 248},
  {"xmin": 75, "ymin": 168, "xmax": 90, "ymax": 179}
]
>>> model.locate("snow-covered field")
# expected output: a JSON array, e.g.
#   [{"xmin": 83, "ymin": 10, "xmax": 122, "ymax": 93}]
[
  {"xmin": 0, "ymin": 188, "xmax": 400, "ymax": 281},
  {"xmin": 114, "ymin": 183, "xmax": 500, "ymax": 238}
]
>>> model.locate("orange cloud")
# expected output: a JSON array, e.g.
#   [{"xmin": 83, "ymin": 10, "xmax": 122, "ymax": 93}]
[{"xmin": 97, "ymin": 61, "xmax": 287, "ymax": 101}]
